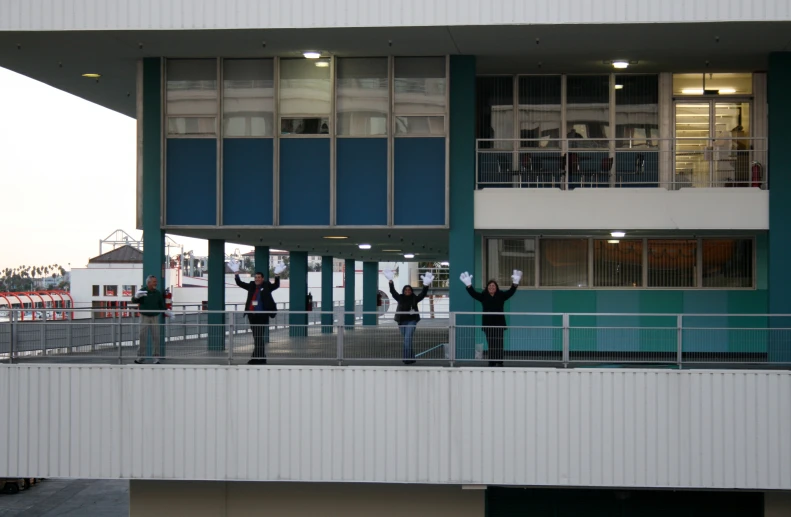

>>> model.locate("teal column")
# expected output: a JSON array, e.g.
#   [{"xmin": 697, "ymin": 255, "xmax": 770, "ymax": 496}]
[
  {"xmin": 141, "ymin": 57, "xmax": 166, "ymax": 356},
  {"xmin": 254, "ymin": 246, "xmax": 270, "ymax": 279},
  {"xmin": 289, "ymin": 251, "xmax": 308, "ymax": 337},
  {"xmin": 321, "ymin": 255, "xmax": 334, "ymax": 333},
  {"xmin": 207, "ymin": 239, "xmax": 226, "ymax": 350},
  {"xmin": 768, "ymin": 52, "xmax": 791, "ymax": 361},
  {"xmin": 344, "ymin": 259, "xmax": 356, "ymax": 328},
  {"xmin": 362, "ymin": 262, "xmax": 379, "ymax": 326},
  {"xmin": 448, "ymin": 55, "xmax": 477, "ymax": 359}
]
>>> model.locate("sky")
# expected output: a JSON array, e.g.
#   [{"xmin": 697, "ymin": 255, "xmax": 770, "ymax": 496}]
[{"xmin": 0, "ymin": 67, "xmax": 249, "ymax": 271}]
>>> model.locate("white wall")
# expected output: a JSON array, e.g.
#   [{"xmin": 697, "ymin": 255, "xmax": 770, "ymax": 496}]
[
  {"xmin": 69, "ymin": 265, "xmax": 178, "ymax": 310},
  {"xmin": 3, "ymin": 365, "xmax": 790, "ymax": 490},
  {"xmin": 475, "ymin": 188, "xmax": 769, "ymax": 230}
]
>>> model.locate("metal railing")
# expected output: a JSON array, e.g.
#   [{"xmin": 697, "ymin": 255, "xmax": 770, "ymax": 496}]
[
  {"xmin": 476, "ymin": 137, "xmax": 768, "ymax": 190},
  {"xmin": 2, "ymin": 309, "xmax": 789, "ymax": 367}
]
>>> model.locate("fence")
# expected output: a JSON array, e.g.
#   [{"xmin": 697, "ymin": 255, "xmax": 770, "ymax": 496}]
[{"xmin": 1, "ymin": 310, "xmax": 789, "ymax": 367}]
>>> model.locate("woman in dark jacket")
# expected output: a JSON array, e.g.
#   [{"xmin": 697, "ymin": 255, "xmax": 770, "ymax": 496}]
[
  {"xmin": 460, "ymin": 270, "xmax": 522, "ymax": 367},
  {"xmin": 384, "ymin": 269, "xmax": 434, "ymax": 364}
]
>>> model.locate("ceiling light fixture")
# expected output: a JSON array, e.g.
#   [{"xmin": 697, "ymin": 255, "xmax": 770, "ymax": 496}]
[
  {"xmin": 404, "ymin": 253, "xmax": 415, "ymax": 259},
  {"xmin": 315, "ymin": 61, "xmax": 329, "ymax": 68},
  {"xmin": 440, "ymin": 261, "xmax": 449, "ymax": 266},
  {"xmin": 612, "ymin": 61, "xmax": 629, "ymax": 69},
  {"xmin": 82, "ymin": 73, "xmax": 101, "ymax": 78},
  {"xmin": 358, "ymin": 244, "xmax": 372, "ymax": 250},
  {"xmin": 323, "ymin": 236, "xmax": 348, "ymax": 240},
  {"xmin": 611, "ymin": 231, "xmax": 626, "ymax": 238},
  {"xmin": 681, "ymin": 87, "xmax": 736, "ymax": 95},
  {"xmin": 608, "ymin": 240, "xmax": 620, "ymax": 244},
  {"xmin": 615, "ymin": 84, "xmax": 624, "ymax": 90},
  {"xmin": 303, "ymin": 51, "xmax": 321, "ymax": 59}
]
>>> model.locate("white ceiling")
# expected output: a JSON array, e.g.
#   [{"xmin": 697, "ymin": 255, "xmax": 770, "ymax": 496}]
[{"xmin": 1, "ymin": 22, "xmax": 789, "ymax": 117}]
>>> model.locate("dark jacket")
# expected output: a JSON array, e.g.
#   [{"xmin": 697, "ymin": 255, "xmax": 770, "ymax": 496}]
[
  {"xmin": 389, "ymin": 282, "xmax": 428, "ymax": 324},
  {"xmin": 235, "ymin": 274, "xmax": 279, "ymax": 318},
  {"xmin": 466, "ymin": 281, "xmax": 517, "ymax": 327},
  {"xmin": 131, "ymin": 287, "xmax": 166, "ymax": 317}
]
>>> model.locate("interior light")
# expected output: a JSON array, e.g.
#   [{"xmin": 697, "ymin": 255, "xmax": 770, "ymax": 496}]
[
  {"xmin": 718, "ymin": 88, "xmax": 736, "ymax": 94},
  {"xmin": 612, "ymin": 61, "xmax": 629, "ymax": 69},
  {"xmin": 315, "ymin": 61, "xmax": 329, "ymax": 68},
  {"xmin": 611, "ymin": 231, "xmax": 626, "ymax": 238},
  {"xmin": 440, "ymin": 261, "xmax": 449, "ymax": 266},
  {"xmin": 323, "ymin": 236, "xmax": 348, "ymax": 240},
  {"xmin": 681, "ymin": 87, "xmax": 736, "ymax": 95},
  {"xmin": 615, "ymin": 84, "xmax": 624, "ymax": 90},
  {"xmin": 608, "ymin": 240, "xmax": 620, "ymax": 244},
  {"xmin": 303, "ymin": 51, "xmax": 321, "ymax": 59},
  {"xmin": 358, "ymin": 244, "xmax": 372, "ymax": 250},
  {"xmin": 383, "ymin": 249, "xmax": 401, "ymax": 252},
  {"xmin": 82, "ymin": 73, "xmax": 101, "ymax": 78},
  {"xmin": 404, "ymin": 253, "xmax": 415, "ymax": 259}
]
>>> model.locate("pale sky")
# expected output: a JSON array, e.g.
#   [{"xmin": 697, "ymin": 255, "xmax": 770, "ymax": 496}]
[{"xmin": 0, "ymin": 67, "xmax": 249, "ymax": 271}]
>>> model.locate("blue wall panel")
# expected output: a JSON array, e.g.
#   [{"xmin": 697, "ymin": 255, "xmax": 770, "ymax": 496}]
[
  {"xmin": 166, "ymin": 139, "xmax": 217, "ymax": 226},
  {"xmin": 394, "ymin": 138, "xmax": 445, "ymax": 226},
  {"xmin": 336, "ymin": 138, "xmax": 387, "ymax": 225},
  {"xmin": 222, "ymin": 139, "xmax": 273, "ymax": 225},
  {"xmin": 279, "ymin": 139, "xmax": 330, "ymax": 226}
]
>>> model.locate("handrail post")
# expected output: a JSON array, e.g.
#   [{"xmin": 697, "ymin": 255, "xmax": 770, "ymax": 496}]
[
  {"xmin": 562, "ymin": 313, "xmax": 570, "ymax": 366},
  {"xmin": 676, "ymin": 314, "xmax": 683, "ymax": 368},
  {"xmin": 228, "ymin": 311, "xmax": 234, "ymax": 365},
  {"xmin": 448, "ymin": 312, "xmax": 456, "ymax": 367},
  {"xmin": 40, "ymin": 312, "xmax": 47, "ymax": 356},
  {"xmin": 117, "ymin": 313, "xmax": 122, "ymax": 365},
  {"xmin": 10, "ymin": 310, "xmax": 17, "ymax": 363},
  {"xmin": 336, "ymin": 321, "xmax": 344, "ymax": 366}
]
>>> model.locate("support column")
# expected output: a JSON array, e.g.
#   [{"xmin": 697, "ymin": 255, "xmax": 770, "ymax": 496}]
[
  {"xmin": 344, "ymin": 259, "xmax": 356, "ymax": 329},
  {"xmin": 254, "ymin": 246, "xmax": 270, "ymax": 279},
  {"xmin": 321, "ymin": 255, "xmax": 334, "ymax": 333},
  {"xmin": 448, "ymin": 55, "xmax": 477, "ymax": 359},
  {"xmin": 768, "ymin": 52, "xmax": 791, "ymax": 362},
  {"xmin": 362, "ymin": 262, "xmax": 379, "ymax": 326},
  {"xmin": 207, "ymin": 239, "xmax": 226, "ymax": 351},
  {"xmin": 140, "ymin": 57, "xmax": 167, "ymax": 356},
  {"xmin": 289, "ymin": 251, "xmax": 308, "ymax": 337}
]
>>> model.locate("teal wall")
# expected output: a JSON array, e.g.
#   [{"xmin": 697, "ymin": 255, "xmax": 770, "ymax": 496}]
[
  {"xmin": 207, "ymin": 239, "xmax": 226, "ymax": 351},
  {"xmin": 362, "ymin": 262, "xmax": 379, "ymax": 326},
  {"xmin": 254, "ymin": 246, "xmax": 269, "ymax": 279},
  {"xmin": 289, "ymin": 251, "xmax": 308, "ymax": 336},
  {"xmin": 321, "ymin": 256, "xmax": 334, "ymax": 333}
]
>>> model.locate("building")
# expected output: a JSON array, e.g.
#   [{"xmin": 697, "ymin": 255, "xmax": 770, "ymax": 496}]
[{"xmin": 2, "ymin": 1, "xmax": 791, "ymax": 515}]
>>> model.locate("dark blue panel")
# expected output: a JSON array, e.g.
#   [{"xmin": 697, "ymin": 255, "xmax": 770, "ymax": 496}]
[
  {"xmin": 336, "ymin": 139, "xmax": 387, "ymax": 225},
  {"xmin": 394, "ymin": 138, "xmax": 445, "ymax": 225},
  {"xmin": 166, "ymin": 139, "xmax": 217, "ymax": 226},
  {"xmin": 279, "ymin": 139, "xmax": 330, "ymax": 225},
  {"xmin": 222, "ymin": 139, "xmax": 273, "ymax": 225}
]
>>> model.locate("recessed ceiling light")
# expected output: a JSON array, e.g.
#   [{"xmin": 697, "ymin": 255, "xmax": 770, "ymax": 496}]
[
  {"xmin": 315, "ymin": 61, "xmax": 329, "ymax": 68},
  {"xmin": 323, "ymin": 236, "xmax": 348, "ymax": 240},
  {"xmin": 358, "ymin": 244, "xmax": 372, "ymax": 250},
  {"xmin": 82, "ymin": 73, "xmax": 101, "ymax": 78},
  {"xmin": 611, "ymin": 231, "xmax": 626, "ymax": 238},
  {"xmin": 615, "ymin": 84, "xmax": 624, "ymax": 89},
  {"xmin": 612, "ymin": 61, "xmax": 629, "ymax": 69},
  {"xmin": 608, "ymin": 240, "xmax": 620, "ymax": 244},
  {"xmin": 303, "ymin": 51, "xmax": 321, "ymax": 59},
  {"xmin": 404, "ymin": 253, "xmax": 415, "ymax": 259}
]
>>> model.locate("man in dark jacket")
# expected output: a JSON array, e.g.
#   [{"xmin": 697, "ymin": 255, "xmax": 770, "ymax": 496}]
[
  {"xmin": 131, "ymin": 275, "xmax": 173, "ymax": 364},
  {"xmin": 460, "ymin": 270, "xmax": 522, "ymax": 367},
  {"xmin": 230, "ymin": 260, "xmax": 287, "ymax": 365},
  {"xmin": 384, "ymin": 269, "xmax": 434, "ymax": 364}
]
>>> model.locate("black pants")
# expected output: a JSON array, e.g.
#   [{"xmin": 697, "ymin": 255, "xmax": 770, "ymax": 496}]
[
  {"xmin": 483, "ymin": 326, "xmax": 505, "ymax": 363},
  {"xmin": 248, "ymin": 314, "xmax": 269, "ymax": 359}
]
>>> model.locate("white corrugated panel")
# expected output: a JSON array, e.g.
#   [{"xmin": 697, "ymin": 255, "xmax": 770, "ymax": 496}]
[
  {"xmin": 1, "ymin": 365, "xmax": 791, "ymax": 489},
  {"xmin": 2, "ymin": 0, "xmax": 790, "ymax": 31}
]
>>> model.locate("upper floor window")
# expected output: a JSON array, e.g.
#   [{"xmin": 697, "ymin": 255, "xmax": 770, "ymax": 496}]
[
  {"xmin": 336, "ymin": 57, "xmax": 388, "ymax": 136},
  {"xmin": 394, "ymin": 57, "xmax": 446, "ymax": 136},
  {"xmin": 279, "ymin": 58, "xmax": 331, "ymax": 135},
  {"xmin": 166, "ymin": 59, "xmax": 218, "ymax": 136},
  {"xmin": 673, "ymin": 73, "xmax": 753, "ymax": 96},
  {"xmin": 223, "ymin": 59, "xmax": 274, "ymax": 137}
]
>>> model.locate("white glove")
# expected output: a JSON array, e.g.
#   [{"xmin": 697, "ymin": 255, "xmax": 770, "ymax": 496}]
[
  {"xmin": 383, "ymin": 269, "xmax": 394, "ymax": 281},
  {"xmin": 228, "ymin": 259, "xmax": 240, "ymax": 273},
  {"xmin": 165, "ymin": 310, "xmax": 174, "ymax": 318},
  {"xmin": 421, "ymin": 272, "xmax": 434, "ymax": 286},
  {"xmin": 460, "ymin": 272, "xmax": 473, "ymax": 287},
  {"xmin": 511, "ymin": 269, "xmax": 523, "ymax": 285},
  {"xmin": 274, "ymin": 263, "xmax": 287, "ymax": 275},
  {"xmin": 136, "ymin": 290, "xmax": 148, "ymax": 298}
]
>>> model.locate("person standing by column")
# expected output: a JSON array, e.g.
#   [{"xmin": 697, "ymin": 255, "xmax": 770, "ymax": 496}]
[
  {"xmin": 131, "ymin": 275, "xmax": 172, "ymax": 364},
  {"xmin": 459, "ymin": 269, "xmax": 522, "ymax": 367},
  {"xmin": 230, "ymin": 259, "xmax": 287, "ymax": 365},
  {"xmin": 384, "ymin": 268, "xmax": 433, "ymax": 364}
]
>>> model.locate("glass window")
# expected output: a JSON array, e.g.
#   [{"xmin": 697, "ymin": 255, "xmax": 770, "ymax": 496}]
[
  {"xmin": 594, "ymin": 239, "xmax": 643, "ymax": 287},
  {"xmin": 477, "ymin": 76, "xmax": 514, "ymax": 149},
  {"xmin": 92, "ymin": 285, "xmax": 100, "ymax": 296},
  {"xmin": 647, "ymin": 240, "xmax": 697, "ymax": 287},
  {"xmin": 566, "ymin": 75, "xmax": 610, "ymax": 148},
  {"xmin": 486, "ymin": 238, "xmax": 536, "ymax": 288},
  {"xmin": 702, "ymin": 239, "xmax": 753, "ymax": 288},
  {"xmin": 223, "ymin": 59, "xmax": 274, "ymax": 137},
  {"xmin": 103, "ymin": 285, "xmax": 118, "ymax": 297},
  {"xmin": 519, "ymin": 75, "xmax": 562, "ymax": 148},
  {"xmin": 394, "ymin": 57, "xmax": 446, "ymax": 115},
  {"xmin": 166, "ymin": 59, "xmax": 218, "ymax": 135},
  {"xmin": 279, "ymin": 58, "xmax": 331, "ymax": 131},
  {"xmin": 122, "ymin": 285, "xmax": 136, "ymax": 297},
  {"xmin": 615, "ymin": 75, "xmax": 658, "ymax": 148},
  {"xmin": 539, "ymin": 239, "xmax": 588, "ymax": 287},
  {"xmin": 673, "ymin": 73, "xmax": 752, "ymax": 95},
  {"xmin": 394, "ymin": 116, "xmax": 444, "ymax": 136},
  {"xmin": 337, "ymin": 58, "xmax": 388, "ymax": 136}
]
